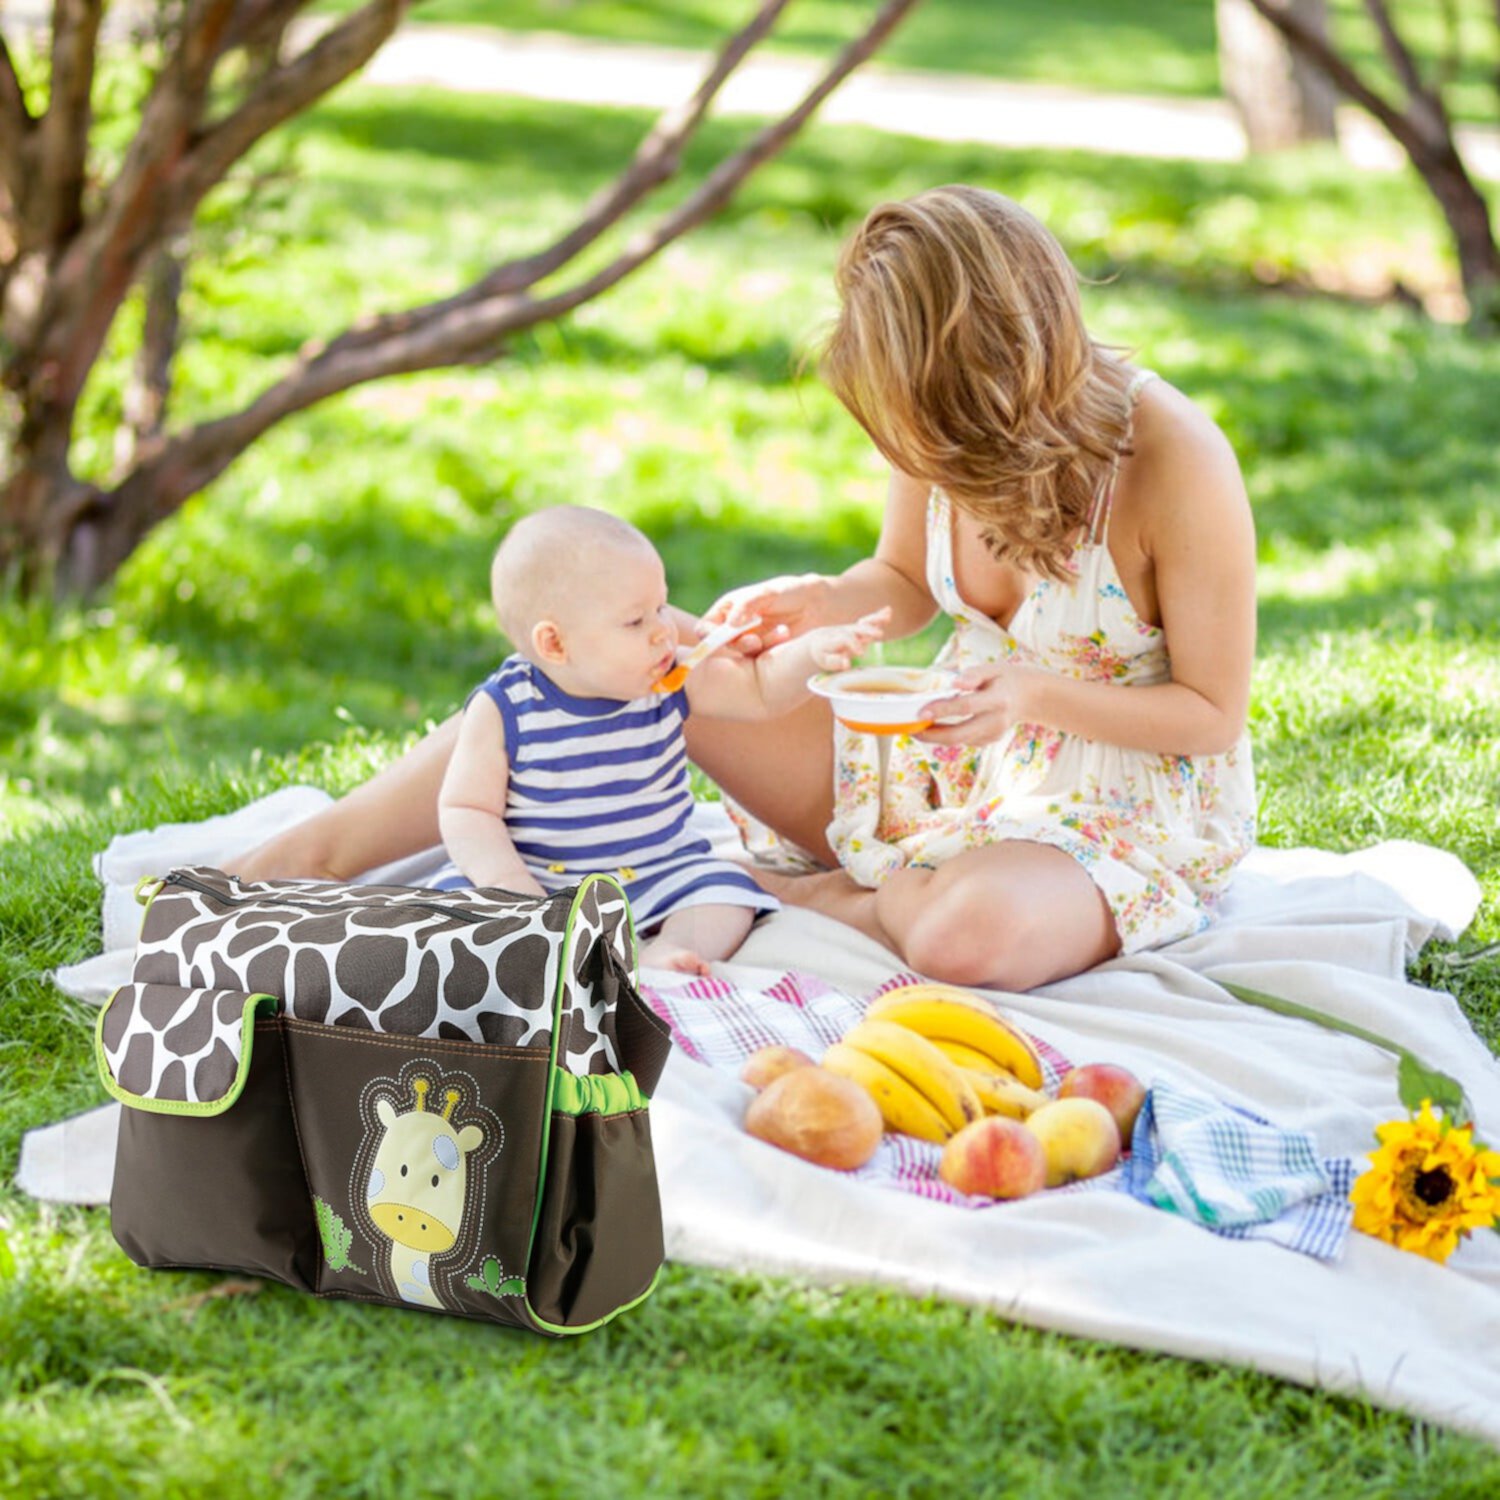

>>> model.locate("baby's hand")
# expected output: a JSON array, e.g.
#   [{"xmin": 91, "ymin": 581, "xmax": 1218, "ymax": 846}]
[{"xmin": 807, "ymin": 608, "xmax": 890, "ymax": 673}]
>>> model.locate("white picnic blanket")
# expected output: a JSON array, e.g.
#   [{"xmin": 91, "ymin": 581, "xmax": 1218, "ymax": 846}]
[{"xmin": 18, "ymin": 787, "xmax": 1500, "ymax": 1448}]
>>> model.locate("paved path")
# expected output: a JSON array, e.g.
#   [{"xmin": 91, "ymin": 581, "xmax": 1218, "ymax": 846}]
[
  {"xmin": 354, "ymin": 22, "xmax": 1499, "ymax": 181},
  {"xmin": 2, "ymin": 5, "xmax": 1495, "ymax": 179}
]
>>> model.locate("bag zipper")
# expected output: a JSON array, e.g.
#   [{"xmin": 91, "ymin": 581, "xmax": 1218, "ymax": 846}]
[{"xmin": 165, "ymin": 869, "xmax": 543, "ymax": 926}]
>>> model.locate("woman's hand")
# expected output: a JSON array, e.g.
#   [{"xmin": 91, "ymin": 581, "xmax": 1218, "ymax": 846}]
[
  {"xmin": 702, "ymin": 573, "xmax": 831, "ymax": 656},
  {"xmin": 915, "ymin": 662, "xmax": 1042, "ymax": 747}
]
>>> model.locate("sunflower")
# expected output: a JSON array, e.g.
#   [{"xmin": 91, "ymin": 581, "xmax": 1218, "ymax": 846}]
[{"xmin": 1350, "ymin": 1100, "xmax": 1500, "ymax": 1264}]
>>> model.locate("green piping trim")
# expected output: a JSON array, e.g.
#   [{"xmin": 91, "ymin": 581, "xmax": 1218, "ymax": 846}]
[
  {"xmin": 521, "ymin": 873, "xmax": 647, "ymax": 1336},
  {"xmin": 94, "ymin": 988, "xmax": 279, "ymax": 1117},
  {"xmin": 529, "ymin": 1263, "xmax": 664, "ymax": 1337},
  {"xmin": 550, "ymin": 1067, "xmax": 647, "ymax": 1116},
  {"xmin": 135, "ymin": 875, "xmax": 167, "ymax": 941}
]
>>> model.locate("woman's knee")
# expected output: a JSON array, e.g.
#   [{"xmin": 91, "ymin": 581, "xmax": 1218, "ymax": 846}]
[
  {"xmin": 899, "ymin": 877, "xmax": 1112, "ymax": 991},
  {"xmin": 901, "ymin": 892, "xmax": 1035, "ymax": 988}
]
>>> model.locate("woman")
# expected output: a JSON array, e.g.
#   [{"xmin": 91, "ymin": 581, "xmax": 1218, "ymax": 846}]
[{"xmin": 241, "ymin": 187, "xmax": 1257, "ymax": 991}]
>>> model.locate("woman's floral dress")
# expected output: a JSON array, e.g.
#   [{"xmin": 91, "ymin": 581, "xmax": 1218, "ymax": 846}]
[{"xmin": 824, "ymin": 372, "xmax": 1257, "ymax": 953}]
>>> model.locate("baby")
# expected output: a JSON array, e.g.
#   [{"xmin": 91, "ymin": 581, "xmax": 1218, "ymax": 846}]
[{"xmin": 437, "ymin": 505, "xmax": 886, "ymax": 973}]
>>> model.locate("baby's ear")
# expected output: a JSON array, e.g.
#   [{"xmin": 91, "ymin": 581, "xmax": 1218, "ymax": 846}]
[{"xmin": 531, "ymin": 619, "xmax": 568, "ymax": 664}]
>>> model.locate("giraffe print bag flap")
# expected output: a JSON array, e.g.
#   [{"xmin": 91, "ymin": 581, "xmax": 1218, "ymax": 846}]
[{"xmin": 96, "ymin": 867, "xmax": 673, "ymax": 1335}]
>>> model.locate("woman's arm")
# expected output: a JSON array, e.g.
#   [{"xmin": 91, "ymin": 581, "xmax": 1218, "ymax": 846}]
[
  {"xmin": 686, "ymin": 609, "xmax": 890, "ymax": 720},
  {"xmin": 920, "ymin": 408, "xmax": 1255, "ymax": 757}
]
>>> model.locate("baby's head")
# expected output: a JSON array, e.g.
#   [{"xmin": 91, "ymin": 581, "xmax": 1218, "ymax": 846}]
[{"xmin": 491, "ymin": 506, "xmax": 678, "ymax": 701}]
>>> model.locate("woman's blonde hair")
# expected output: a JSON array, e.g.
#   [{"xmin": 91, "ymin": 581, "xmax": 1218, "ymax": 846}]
[{"xmin": 822, "ymin": 185, "xmax": 1135, "ymax": 580}]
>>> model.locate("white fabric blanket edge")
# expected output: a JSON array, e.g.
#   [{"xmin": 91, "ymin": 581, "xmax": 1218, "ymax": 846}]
[{"xmin": 19, "ymin": 789, "xmax": 1500, "ymax": 1450}]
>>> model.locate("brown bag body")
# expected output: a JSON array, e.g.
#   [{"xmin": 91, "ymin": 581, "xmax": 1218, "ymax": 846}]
[{"xmin": 99, "ymin": 869, "xmax": 671, "ymax": 1335}]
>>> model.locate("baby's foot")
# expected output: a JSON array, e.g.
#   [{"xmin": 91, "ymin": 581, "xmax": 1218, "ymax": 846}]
[{"xmin": 640, "ymin": 939, "xmax": 712, "ymax": 976}]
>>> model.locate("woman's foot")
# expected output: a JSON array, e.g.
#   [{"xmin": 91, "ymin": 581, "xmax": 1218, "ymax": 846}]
[{"xmin": 746, "ymin": 864, "xmax": 895, "ymax": 952}]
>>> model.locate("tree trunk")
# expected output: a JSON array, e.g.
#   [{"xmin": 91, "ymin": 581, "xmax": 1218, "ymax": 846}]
[
  {"xmin": 1410, "ymin": 139, "xmax": 1500, "ymax": 325},
  {"xmin": 1217, "ymin": 0, "xmax": 1337, "ymax": 150},
  {"xmin": 0, "ymin": 396, "xmax": 92, "ymax": 595}
]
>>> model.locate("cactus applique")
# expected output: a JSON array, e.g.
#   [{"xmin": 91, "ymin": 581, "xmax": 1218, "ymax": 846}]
[
  {"xmin": 464, "ymin": 1256, "xmax": 525, "ymax": 1298},
  {"xmin": 314, "ymin": 1196, "xmax": 366, "ymax": 1275}
]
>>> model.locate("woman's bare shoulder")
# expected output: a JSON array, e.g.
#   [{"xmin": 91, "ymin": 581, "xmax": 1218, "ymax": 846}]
[
  {"xmin": 1120, "ymin": 376, "xmax": 1248, "ymax": 543},
  {"xmin": 1134, "ymin": 378, "xmax": 1240, "ymax": 477}
]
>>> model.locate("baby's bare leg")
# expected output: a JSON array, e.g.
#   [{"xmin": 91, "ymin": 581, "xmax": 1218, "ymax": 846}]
[
  {"xmin": 236, "ymin": 714, "xmax": 463, "ymax": 882},
  {"xmin": 639, "ymin": 903, "xmax": 756, "ymax": 974}
]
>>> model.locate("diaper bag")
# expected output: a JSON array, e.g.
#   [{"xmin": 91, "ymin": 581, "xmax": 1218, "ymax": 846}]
[{"xmin": 94, "ymin": 866, "xmax": 672, "ymax": 1334}]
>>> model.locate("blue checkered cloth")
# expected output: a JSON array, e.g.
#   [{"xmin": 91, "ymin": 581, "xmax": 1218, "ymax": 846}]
[{"xmin": 1123, "ymin": 1081, "xmax": 1356, "ymax": 1262}]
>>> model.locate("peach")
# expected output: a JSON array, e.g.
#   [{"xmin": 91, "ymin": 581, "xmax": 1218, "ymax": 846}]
[
  {"xmin": 744, "ymin": 1066, "xmax": 883, "ymax": 1171},
  {"xmin": 939, "ymin": 1116, "xmax": 1047, "ymax": 1200},
  {"xmin": 1024, "ymin": 1097, "xmax": 1122, "ymax": 1187},
  {"xmin": 740, "ymin": 1045, "xmax": 816, "ymax": 1091},
  {"xmin": 1058, "ymin": 1063, "xmax": 1147, "ymax": 1145}
]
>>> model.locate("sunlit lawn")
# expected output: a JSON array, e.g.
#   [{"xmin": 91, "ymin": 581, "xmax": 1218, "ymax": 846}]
[{"xmin": 3, "ymin": 84, "xmax": 1500, "ymax": 1492}]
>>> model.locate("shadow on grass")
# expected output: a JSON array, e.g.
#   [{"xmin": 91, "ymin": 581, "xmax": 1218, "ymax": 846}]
[{"xmin": 3, "ymin": 501, "xmax": 879, "ymax": 809}]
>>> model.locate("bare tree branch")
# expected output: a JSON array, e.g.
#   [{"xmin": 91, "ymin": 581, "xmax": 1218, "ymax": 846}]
[
  {"xmin": 1245, "ymin": 0, "xmax": 1440, "ymax": 156},
  {"xmin": 77, "ymin": 0, "xmax": 236, "ymax": 257},
  {"xmin": 17, "ymin": 1, "xmax": 238, "ymax": 406},
  {"xmin": 114, "ymin": 240, "xmax": 184, "ymax": 475},
  {"xmin": 31, "ymin": 0, "xmax": 103, "ymax": 249},
  {"xmin": 222, "ymin": 0, "xmax": 314, "ymax": 58},
  {"xmin": 1362, "ymin": 0, "xmax": 1437, "ymax": 108},
  {"xmin": 0, "ymin": 35, "xmax": 34, "ymax": 211},
  {"xmin": 1250, "ymin": 0, "xmax": 1499, "ymax": 322},
  {"xmin": 438, "ymin": 0, "xmax": 795, "ymax": 309},
  {"xmin": 171, "ymin": 1, "xmax": 408, "ymax": 219},
  {"xmin": 325, "ymin": 0, "xmax": 796, "ymax": 361},
  {"xmin": 74, "ymin": 0, "xmax": 919, "ymax": 548}
]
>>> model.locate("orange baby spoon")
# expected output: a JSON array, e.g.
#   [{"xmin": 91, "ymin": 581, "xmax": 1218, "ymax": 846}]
[{"xmin": 653, "ymin": 615, "xmax": 762, "ymax": 693}]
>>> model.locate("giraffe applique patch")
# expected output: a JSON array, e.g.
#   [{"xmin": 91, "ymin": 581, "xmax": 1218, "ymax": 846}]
[{"xmin": 346, "ymin": 1061, "xmax": 510, "ymax": 1312}]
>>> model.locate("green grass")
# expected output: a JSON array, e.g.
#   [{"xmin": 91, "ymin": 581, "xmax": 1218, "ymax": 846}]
[{"xmin": 4, "ymin": 83, "xmax": 1500, "ymax": 1490}]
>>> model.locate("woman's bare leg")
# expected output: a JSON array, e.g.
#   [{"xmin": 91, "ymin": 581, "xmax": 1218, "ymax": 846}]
[
  {"xmin": 762, "ymin": 841, "xmax": 1120, "ymax": 991},
  {"xmin": 683, "ymin": 695, "xmax": 838, "ymax": 865},
  {"xmin": 236, "ymin": 714, "xmax": 464, "ymax": 882}
]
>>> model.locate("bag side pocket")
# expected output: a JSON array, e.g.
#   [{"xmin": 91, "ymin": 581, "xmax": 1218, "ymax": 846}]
[{"xmin": 526, "ymin": 1106, "xmax": 664, "ymax": 1331}]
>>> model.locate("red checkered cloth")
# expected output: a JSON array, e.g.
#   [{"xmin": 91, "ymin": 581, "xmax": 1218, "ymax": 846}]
[{"xmin": 639, "ymin": 968, "xmax": 1082, "ymax": 1208}]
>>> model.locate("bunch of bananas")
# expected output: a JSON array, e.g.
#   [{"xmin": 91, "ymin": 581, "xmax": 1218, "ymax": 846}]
[{"xmin": 822, "ymin": 983, "xmax": 1048, "ymax": 1144}]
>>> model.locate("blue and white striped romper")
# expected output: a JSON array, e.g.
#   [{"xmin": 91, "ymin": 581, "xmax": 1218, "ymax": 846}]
[{"xmin": 439, "ymin": 655, "xmax": 778, "ymax": 931}]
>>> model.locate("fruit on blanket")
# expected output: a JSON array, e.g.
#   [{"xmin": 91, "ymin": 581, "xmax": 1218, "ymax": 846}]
[
  {"xmin": 865, "ymin": 984, "xmax": 1045, "ymax": 1089},
  {"xmin": 821, "ymin": 1042, "xmax": 955, "ymax": 1143},
  {"xmin": 939, "ymin": 1117, "xmax": 1047, "ymax": 1199},
  {"xmin": 962, "ymin": 1067, "xmax": 1048, "ymax": 1121},
  {"xmin": 838, "ymin": 1019, "xmax": 984, "ymax": 1133},
  {"xmin": 1024, "ymin": 1098, "xmax": 1122, "ymax": 1187},
  {"xmin": 744, "ymin": 1067, "xmax": 883, "ymax": 1170},
  {"xmin": 1058, "ymin": 1064, "xmax": 1147, "ymax": 1144},
  {"xmin": 741, "ymin": 1045, "xmax": 816, "ymax": 1091},
  {"xmin": 931, "ymin": 1039, "xmax": 1000, "ymax": 1073}
]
